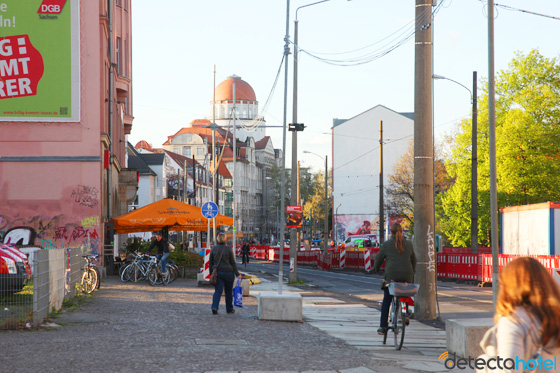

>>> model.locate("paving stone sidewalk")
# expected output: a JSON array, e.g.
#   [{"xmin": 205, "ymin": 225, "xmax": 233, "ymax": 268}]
[{"xmin": 0, "ymin": 275, "xmax": 473, "ymax": 372}]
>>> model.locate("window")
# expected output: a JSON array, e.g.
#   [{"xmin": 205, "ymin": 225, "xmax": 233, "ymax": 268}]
[
  {"xmin": 116, "ymin": 0, "xmax": 122, "ymax": 6},
  {"xmin": 116, "ymin": 37, "xmax": 122, "ymax": 76},
  {"xmin": 183, "ymin": 147, "xmax": 191, "ymax": 157},
  {"xmin": 197, "ymin": 148, "xmax": 203, "ymax": 156}
]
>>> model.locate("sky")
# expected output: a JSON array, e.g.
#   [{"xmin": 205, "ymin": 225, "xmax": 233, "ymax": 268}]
[{"xmin": 129, "ymin": 0, "xmax": 560, "ymax": 173}]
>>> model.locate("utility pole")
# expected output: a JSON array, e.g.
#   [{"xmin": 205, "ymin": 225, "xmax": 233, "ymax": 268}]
[
  {"xmin": 323, "ymin": 155, "xmax": 328, "ymax": 254},
  {"xmin": 413, "ymin": 0, "xmax": 436, "ymax": 320},
  {"xmin": 488, "ymin": 0, "xmax": 499, "ymax": 309},
  {"xmin": 471, "ymin": 71, "xmax": 478, "ymax": 254},
  {"xmin": 379, "ymin": 120, "xmax": 385, "ymax": 244},
  {"xmin": 232, "ymin": 82, "xmax": 237, "ymax": 256},
  {"xmin": 278, "ymin": 0, "xmax": 291, "ymax": 294},
  {"xmin": 289, "ymin": 13, "xmax": 300, "ymax": 283}
]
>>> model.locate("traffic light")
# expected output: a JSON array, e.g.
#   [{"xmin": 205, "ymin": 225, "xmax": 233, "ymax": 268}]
[{"xmin": 288, "ymin": 123, "xmax": 305, "ymax": 131}]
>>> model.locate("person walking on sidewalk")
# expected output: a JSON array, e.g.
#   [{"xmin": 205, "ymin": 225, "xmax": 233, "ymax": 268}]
[
  {"xmin": 241, "ymin": 240, "xmax": 250, "ymax": 265},
  {"xmin": 373, "ymin": 222, "xmax": 416, "ymax": 335},
  {"xmin": 210, "ymin": 233, "xmax": 242, "ymax": 315},
  {"xmin": 477, "ymin": 257, "xmax": 560, "ymax": 372},
  {"xmin": 148, "ymin": 231, "xmax": 169, "ymax": 276}
]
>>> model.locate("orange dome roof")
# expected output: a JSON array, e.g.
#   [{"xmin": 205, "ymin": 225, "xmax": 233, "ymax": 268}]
[
  {"xmin": 135, "ymin": 140, "xmax": 153, "ymax": 152},
  {"xmin": 215, "ymin": 75, "xmax": 256, "ymax": 102}
]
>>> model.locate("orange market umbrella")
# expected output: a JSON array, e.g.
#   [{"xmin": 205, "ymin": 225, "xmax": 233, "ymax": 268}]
[{"xmin": 110, "ymin": 198, "xmax": 233, "ymax": 233}]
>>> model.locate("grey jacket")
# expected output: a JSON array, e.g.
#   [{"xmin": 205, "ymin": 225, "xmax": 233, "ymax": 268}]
[
  {"xmin": 209, "ymin": 245, "xmax": 240, "ymax": 276},
  {"xmin": 373, "ymin": 237, "xmax": 416, "ymax": 283},
  {"xmin": 478, "ymin": 307, "xmax": 560, "ymax": 372}
]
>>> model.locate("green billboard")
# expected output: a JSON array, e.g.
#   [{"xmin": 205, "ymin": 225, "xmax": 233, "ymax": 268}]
[{"xmin": 0, "ymin": 0, "xmax": 79, "ymax": 121}]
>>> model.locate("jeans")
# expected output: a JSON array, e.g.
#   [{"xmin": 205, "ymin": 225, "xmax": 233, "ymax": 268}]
[
  {"xmin": 211, "ymin": 270, "xmax": 235, "ymax": 313},
  {"xmin": 380, "ymin": 286, "xmax": 392, "ymax": 328},
  {"xmin": 157, "ymin": 252, "xmax": 169, "ymax": 273}
]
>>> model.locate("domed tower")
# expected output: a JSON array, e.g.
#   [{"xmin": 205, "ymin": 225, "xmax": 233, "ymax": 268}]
[{"xmin": 212, "ymin": 75, "xmax": 265, "ymax": 142}]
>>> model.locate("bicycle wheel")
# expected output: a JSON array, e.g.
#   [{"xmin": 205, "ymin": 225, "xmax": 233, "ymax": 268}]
[
  {"xmin": 90, "ymin": 268, "xmax": 99, "ymax": 292},
  {"xmin": 148, "ymin": 268, "xmax": 160, "ymax": 286},
  {"xmin": 93, "ymin": 266, "xmax": 101, "ymax": 290},
  {"xmin": 393, "ymin": 298, "xmax": 406, "ymax": 350},
  {"xmin": 121, "ymin": 264, "xmax": 133, "ymax": 282},
  {"xmin": 81, "ymin": 270, "xmax": 95, "ymax": 294},
  {"xmin": 168, "ymin": 264, "xmax": 178, "ymax": 283}
]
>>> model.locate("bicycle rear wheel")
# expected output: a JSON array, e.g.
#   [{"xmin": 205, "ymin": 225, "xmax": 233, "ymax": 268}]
[{"xmin": 393, "ymin": 298, "xmax": 406, "ymax": 350}]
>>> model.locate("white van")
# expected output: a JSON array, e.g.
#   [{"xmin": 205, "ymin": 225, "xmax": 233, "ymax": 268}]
[{"xmin": 342, "ymin": 234, "xmax": 377, "ymax": 250}]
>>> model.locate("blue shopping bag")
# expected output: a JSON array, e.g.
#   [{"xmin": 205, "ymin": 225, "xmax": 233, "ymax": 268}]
[{"xmin": 233, "ymin": 278, "xmax": 243, "ymax": 308}]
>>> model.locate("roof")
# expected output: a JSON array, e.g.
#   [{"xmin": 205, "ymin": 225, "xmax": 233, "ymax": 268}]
[
  {"xmin": 210, "ymin": 160, "xmax": 232, "ymax": 179},
  {"xmin": 163, "ymin": 150, "xmax": 200, "ymax": 169},
  {"xmin": 127, "ymin": 142, "xmax": 157, "ymax": 176},
  {"xmin": 135, "ymin": 140, "xmax": 153, "ymax": 152},
  {"xmin": 254, "ymin": 136, "xmax": 271, "ymax": 150},
  {"xmin": 214, "ymin": 75, "xmax": 256, "ymax": 102},
  {"xmin": 163, "ymin": 125, "xmax": 233, "ymax": 146},
  {"xmin": 139, "ymin": 153, "xmax": 165, "ymax": 166},
  {"xmin": 332, "ymin": 105, "xmax": 415, "ymax": 128}
]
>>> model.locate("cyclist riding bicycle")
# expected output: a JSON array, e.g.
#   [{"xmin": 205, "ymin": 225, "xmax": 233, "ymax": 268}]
[
  {"xmin": 148, "ymin": 231, "xmax": 169, "ymax": 276},
  {"xmin": 373, "ymin": 222, "xmax": 417, "ymax": 335}
]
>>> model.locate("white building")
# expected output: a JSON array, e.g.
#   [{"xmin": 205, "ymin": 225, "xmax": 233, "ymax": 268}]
[{"xmin": 332, "ymin": 105, "xmax": 414, "ymax": 243}]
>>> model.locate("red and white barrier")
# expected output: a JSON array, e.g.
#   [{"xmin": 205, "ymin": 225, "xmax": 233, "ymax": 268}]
[
  {"xmin": 202, "ymin": 248, "xmax": 211, "ymax": 280},
  {"xmin": 364, "ymin": 249, "xmax": 372, "ymax": 272},
  {"xmin": 250, "ymin": 246, "xmax": 257, "ymax": 258},
  {"xmin": 340, "ymin": 249, "xmax": 346, "ymax": 269}
]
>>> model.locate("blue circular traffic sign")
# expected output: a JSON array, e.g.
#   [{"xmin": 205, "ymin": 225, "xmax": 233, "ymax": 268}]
[{"xmin": 201, "ymin": 202, "xmax": 218, "ymax": 219}]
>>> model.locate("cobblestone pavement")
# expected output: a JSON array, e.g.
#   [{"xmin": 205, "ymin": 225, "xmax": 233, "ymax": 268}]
[{"xmin": 0, "ymin": 276, "xmax": 389, "ymax": 373}]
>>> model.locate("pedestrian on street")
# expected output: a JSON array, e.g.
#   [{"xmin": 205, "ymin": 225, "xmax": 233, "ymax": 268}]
[
  {"xmin": 477, "ymin": 257, "xmax": 560, "ymax": 372},
  {"xmin": 210, "ymin": 233, "xmax": 242, "ymax": 315},
  {"xmin": 373, "ymin": 222, "xmax": 416, "ymax": 335},
  {"xmin": 148, "ymin": 231, "xmax": 169, "ymax": 276},
  {"xmin": 241, "ymin": 240, "xmax": 250, "ymax": 265}
]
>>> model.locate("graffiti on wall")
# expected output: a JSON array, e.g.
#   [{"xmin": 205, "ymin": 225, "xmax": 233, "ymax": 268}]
[
  {"xmin": 0, "ymin": 214, "xmax": 102, "ymax": 255},
  {"xmin": 70, "ymin": 185, "xmax": 99, "ymax": 208}
]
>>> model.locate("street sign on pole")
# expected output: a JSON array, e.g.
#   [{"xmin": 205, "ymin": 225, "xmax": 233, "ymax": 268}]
[{"xmin": 201, "ymin": 202, "xmax": 218, "ymax": 219}]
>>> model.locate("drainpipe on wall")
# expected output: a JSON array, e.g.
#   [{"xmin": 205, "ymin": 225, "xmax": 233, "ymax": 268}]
[{"xmin": 107, "ymin": 0, "xmax": 113, "ymax": 221}]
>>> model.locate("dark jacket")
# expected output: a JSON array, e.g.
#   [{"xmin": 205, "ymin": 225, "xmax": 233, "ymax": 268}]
[
  {"xmin": 241, "ymin": 243, "xmax": 250, "ymax": 254},
  {"xmin": 209, "ymin": 245, "xmax": 240, "ymax": 276},
  {"xmin": 148, "ymin": 237, "xmax": 169, "ymax": 255},
  {"xmin": 373, "ymin": 237, "xmax": 416, "ymax": 283}
]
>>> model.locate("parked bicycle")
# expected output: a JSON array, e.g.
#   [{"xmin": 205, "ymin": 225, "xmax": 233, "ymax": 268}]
[
  {"xmin": 120, "ymin": 253, "xmax": 155, "ymax": 282},
  {"xmin": 382, "ymin": 281, "xmax": 419, "ymax": 350},
  {"xmin": 81, "ymin": 254, "xmax": 101, "ymax": 294}
]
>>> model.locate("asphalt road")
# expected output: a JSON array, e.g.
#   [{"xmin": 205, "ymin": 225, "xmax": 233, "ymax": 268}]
[{"xmin": 240, "ymin": 259, "xmax": 495, "ymax": 322}]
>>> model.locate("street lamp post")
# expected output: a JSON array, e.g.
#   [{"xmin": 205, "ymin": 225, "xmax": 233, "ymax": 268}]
[
  {"xmin": 303, "ymin": 150, "xmax": 329, "ymax": 254},
  {"xmin": 433, "ymin": 72, "xmax": 478, "ymax": 253}
]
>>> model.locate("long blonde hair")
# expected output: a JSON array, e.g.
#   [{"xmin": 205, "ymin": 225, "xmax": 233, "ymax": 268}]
[
  {"xmin": 390, "ymin": 223, "xmax": 404, "ymax": 254},
  {"xmin": 496, "ymin": 257, "xmax": 560, "ymax": 346}
]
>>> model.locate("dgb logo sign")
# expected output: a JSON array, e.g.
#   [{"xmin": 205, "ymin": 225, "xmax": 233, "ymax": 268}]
[{"xmin": 37, "ymin": 0, "xmax": 67, "ymax": 14}]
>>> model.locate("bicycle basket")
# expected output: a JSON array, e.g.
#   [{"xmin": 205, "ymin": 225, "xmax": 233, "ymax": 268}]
[{"xmin": 388, "ymin": 282, "xmax": 419, "ymax": 297}]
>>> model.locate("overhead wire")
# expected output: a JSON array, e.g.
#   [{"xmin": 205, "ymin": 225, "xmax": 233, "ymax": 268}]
[{"xmin": 294, "ymin": 1, "xmax": 446, "ymax": 67}]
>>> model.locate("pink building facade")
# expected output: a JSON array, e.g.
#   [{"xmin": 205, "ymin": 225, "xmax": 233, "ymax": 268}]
[{"xmin": 0, "ymin": 0, "xmax": 136, "ymax": 266}]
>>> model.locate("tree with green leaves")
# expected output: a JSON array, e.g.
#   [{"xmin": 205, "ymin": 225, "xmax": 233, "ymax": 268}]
[
  {"xmin": 440, "ymin": 50, "xmax": 560, "ymax": 247},
  {"xmin": 385, "ymin": 140, "xmax": 453, "ymax": 236}
]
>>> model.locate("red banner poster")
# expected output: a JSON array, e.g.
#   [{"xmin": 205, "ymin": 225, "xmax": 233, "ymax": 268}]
[{"xmin": 286, "ymin": 206, "xmax": 302, "ymax": 229}]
